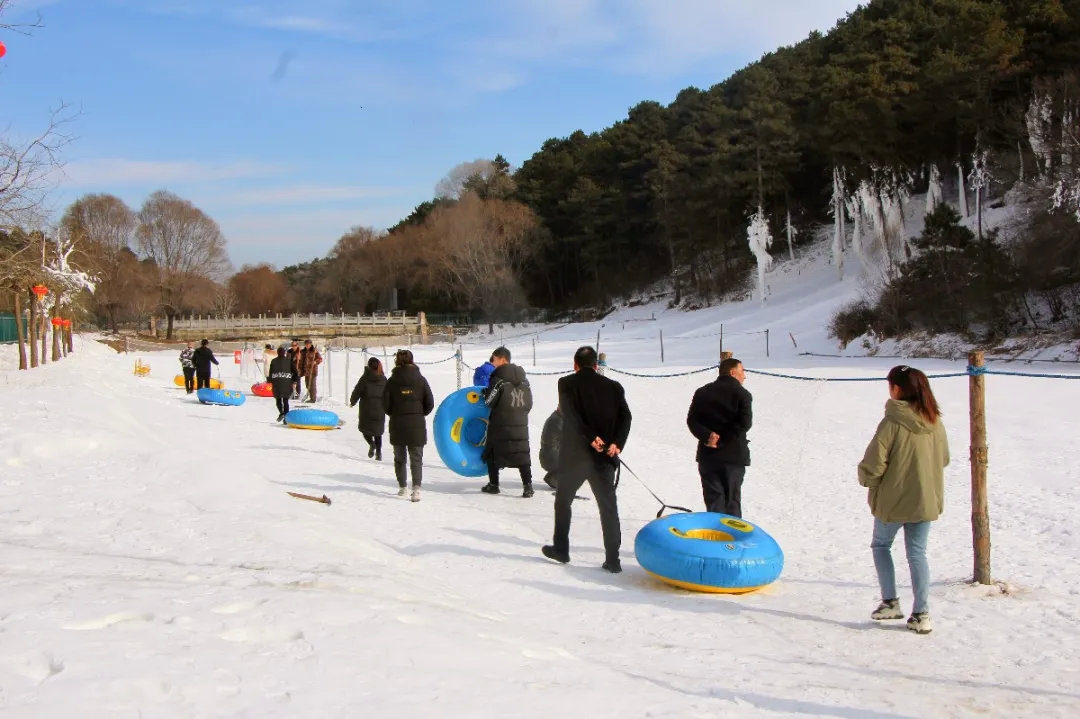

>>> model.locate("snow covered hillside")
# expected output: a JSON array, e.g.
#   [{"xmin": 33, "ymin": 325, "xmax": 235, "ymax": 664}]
[{"xmin": 1, "ymin": 321, "xmax": 1078, "ymax": 718}]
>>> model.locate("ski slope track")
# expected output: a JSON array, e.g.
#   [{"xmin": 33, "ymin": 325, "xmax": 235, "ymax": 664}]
[{"xmin": 2, "ymin": 260, "xmax": 1079, "ymax": 717}]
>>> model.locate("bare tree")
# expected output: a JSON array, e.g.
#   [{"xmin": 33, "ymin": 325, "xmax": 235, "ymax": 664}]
[
  {"xmin": 435, "ymin": 156, "xmax": 515, "ymax": 201},
  {"xmin": 60, "ymin": 194, "xmax": 135, "ymax": 332},
  {"xmin": 0, "ymin": 104, "xmax": 75, "ymax": 229},
  {"xmin": 136, "ymin": 190, "xmax": 230, "ymax": 339},
  {"xmin": 228, "ymin": 263, "xmax": 291, "ymax": 314},
  {"xmin": 429, "ymin": 194, "xmax": 537, "ymax": 314}
]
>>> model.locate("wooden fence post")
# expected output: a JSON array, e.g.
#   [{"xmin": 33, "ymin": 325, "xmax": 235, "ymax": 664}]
[
  {"xmin": 660, "ymin": 329, "xmax": 665, "ymax": 363},
  {"xmin": 969, "ymin": 350, "xmax": 992, "ymax": 584}
]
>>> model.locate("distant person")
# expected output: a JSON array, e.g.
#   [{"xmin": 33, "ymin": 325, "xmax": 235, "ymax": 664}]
[
  {"xmin": 267, "ymin": 345, "xmax": 297, "ymax": 422},
  {"xmin": 286, "ymin": 339, "xmax": 302, "ymax": 399},
  {"xmin": 179, "ymin": 341, "xmax": 196, "ymax": 393},
  {"xmin": 686, "ymin": 357, "xmax": 753, "ymax": 517},
  {"xmin": 473, "ymin": 354, "xmax": 496, "ymax": 388},
  {"xmin": 351, "ymin": 357, "xmax": 387, "ymax": 461},
  {"xmin": 542, "ymin": 345, "xmax": 631, "ymax": 573},
  {"xmin": 261, "ymin": 343, "xmax": 276, "ymax": 379},
  {"xmin": 384, "ymin": 349, "xmax": 434, "ymax": 502},
  {"xmin": 192, "ymin": 339, "xmax": 219, "ymax": 390},
  {"xmin": 538, "ymin": 406, "xmax": 562, "ymax": 489},
  {"xmin": 300, "ymin": 339, "xmax": 323, "ymax": 402},
  {"xmin": 480, "ymin": 346, "xmax": 534, "ymax": 498},
  {"xmin": 859, "ymin": 365, "xmax": 950, "ymax": 636}
]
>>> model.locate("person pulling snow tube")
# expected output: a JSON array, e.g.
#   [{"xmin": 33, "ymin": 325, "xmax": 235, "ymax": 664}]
[
  {"xmin": 433, "ymin": 386, "xmax": 490, "ymax": 477},
  {"xmin": 196, "ymin": 387, "xmax": 246, "ymax": 406},
  {"xmin": 175, "ymin": 374, "xmax": 223, "ymax": 390},
  {"xmin": 284, "ymin": 408, "xmax": 342, "ymax": 430},
  {"xmin": 250, "ymin": 382, "xmax": 274, "ymax": 397},
  {"xmin": 634, "ymin": 512, "xmax": 784, "ymax": 594}
]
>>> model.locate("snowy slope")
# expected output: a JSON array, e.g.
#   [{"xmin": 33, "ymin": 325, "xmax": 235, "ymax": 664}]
[{"xmin": 1, "ymin": 325, "xmax": 1079, "ymax": 718}]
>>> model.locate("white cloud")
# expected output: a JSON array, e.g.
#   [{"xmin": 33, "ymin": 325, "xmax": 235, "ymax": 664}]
[{"xmin": 61, "ymin": 158, "xmax": 283, "ymax": 187}]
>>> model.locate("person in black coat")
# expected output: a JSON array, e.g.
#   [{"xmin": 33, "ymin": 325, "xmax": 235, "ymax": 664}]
[
  {"xmin": 286, "ymin": 339, "xmax": 302, "ymax": 399},
  {"xmin": 267, "ymin": 345, "xmax": 298, "ymax": 422},
  {"xmin": 192, "ymin": 339, "xmax": 219, "ymax": 389},
  {"xmin": 538, "ymin": 407, "xmax": 562, "ymax": 489},
  {"xmin": 686, "ymin": 357, "xmax": 752, "ymax": 517},
  {"xmin": 383, "ymin": 349, "xmax": 434, "ymax": 501},
  {"xmin": 542, "ymin": 346, "xmax": 632, "ymax": 573},
  {"xmin": 350, "ymin": 357, "xmax": 387, "ymax": 461},
  {"xmin": 480, "ymin": 347, "xmax": 534, "ymax": 497}
]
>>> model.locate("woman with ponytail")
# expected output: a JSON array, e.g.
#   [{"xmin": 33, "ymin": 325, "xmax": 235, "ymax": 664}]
[{"xmin": 858, "ymin": 365, "xmax": 950, "ymax": 634}]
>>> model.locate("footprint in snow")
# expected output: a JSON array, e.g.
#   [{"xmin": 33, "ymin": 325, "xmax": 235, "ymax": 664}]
[
  {"xmin": 211, "ymin": 599, "xmax": 268, "ymax": 615},
  {"xmin": 63, "ymin": 611, "xmax": 155, "ymax": 631}
]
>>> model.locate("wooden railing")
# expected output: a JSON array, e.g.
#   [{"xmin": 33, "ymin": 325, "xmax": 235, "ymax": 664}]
[{"xmin": 163, "ymin": 312, "xmax": 421, "ymax": 332}]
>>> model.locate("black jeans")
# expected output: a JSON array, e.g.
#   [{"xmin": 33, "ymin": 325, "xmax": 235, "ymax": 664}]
[
  {"xmin": 196, "ymin": 370, "xmax": 211, "ymax": 389},
  {"xmin": 553, "ymin": 460, "xmax": 620, "ymax": 563},
  {"xmin": 488, "ymin": 462, "xmax": 533, "ymax": 488},
  {"xmin": 393, "ymin": 445, "xmax": 423, "ymax": 487},
  {"xmin": 700, "ymin": 463, "xmax": 745, "ymax": 517},
  {"xmin": 182, "ymin": 367, "xmax": 195, "ymax": 393},
  {"xmin": 363, "ymin": 434, "xmax": 383, "ymax": 452},
  {"xmin": 275, "ymin": 394, "xmax": 290, "ymax": 417}
]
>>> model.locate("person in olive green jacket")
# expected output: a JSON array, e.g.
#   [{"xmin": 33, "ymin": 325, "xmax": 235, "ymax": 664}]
[{"xmin": 858, "ymin": 365, "xmax": 949, "ymax": 635}]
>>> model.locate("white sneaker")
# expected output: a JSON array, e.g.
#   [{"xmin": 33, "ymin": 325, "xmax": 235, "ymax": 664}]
[
  {"xmin": 871, "ymin": 599, "xmax": 904, "ymax": 620},
  {"xmin": 410, "ymin": 487, "xmax": 421, "ymax": 503},
  {"xmin": 397, "ymin": 486, "xmax": 408, "ymax": 497},
  {"xmin": 907, "ymin": 612, "xmax": 933, "ymax": 634}
]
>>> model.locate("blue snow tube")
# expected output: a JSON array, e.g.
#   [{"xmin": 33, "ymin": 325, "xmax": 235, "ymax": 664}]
[
  {"xmin": 634, "ymin": 512, "xmax": 784, "ymax": 594},
  {"xmin": 284, "ymin": 408, "xmax": 341, "ymax": 430},
  {"xmin": 433, "ymin": 386, "xmax": 490, "ymax": 477},
  {"xmin": 196, "ymin": 388, "xmax": 246, "ymax": 406}
]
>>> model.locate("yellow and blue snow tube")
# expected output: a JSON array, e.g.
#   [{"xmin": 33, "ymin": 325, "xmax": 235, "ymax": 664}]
[
  {"xmin": 196, "ymin": 388, "xmax": 246, "ymax": 406},
  {"xmin": 284, "ymin": 408, "xmax": 341, "ymax": 430},
  {"xmin": 634, "ymin": 512, "xmax": 784, "ymax": 594},
  {"xmin": 175, "ymin": 374, "xmax": 223, "ymax": 389},
  {"xmin": 433, "ymin": 386, "xmax": 490, "ymax": 477}
]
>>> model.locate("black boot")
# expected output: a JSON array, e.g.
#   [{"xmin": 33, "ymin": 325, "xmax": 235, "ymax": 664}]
[
  {"xmin": 542, "ymin": 545, "xmax": 570, "ymax": 563},
  {"xmin": 522, "ymin": 482, "xmax": 534, "ymax": 498},
  {"xmin": 481, "ymin": 482, "xmax": 500, "ymax": 494}
]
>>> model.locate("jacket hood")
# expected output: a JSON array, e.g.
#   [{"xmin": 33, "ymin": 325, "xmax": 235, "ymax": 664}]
[
  {"xmin": 493, "ymin": 363, "xmax": 527, "ymax": 384},
  {"xmin": 885, "ymin": 399, "xmax": 936, "ymax": 434},
  {"xmin": 392, "ymin": 364, "xmax": 421, "ymax": 379}
]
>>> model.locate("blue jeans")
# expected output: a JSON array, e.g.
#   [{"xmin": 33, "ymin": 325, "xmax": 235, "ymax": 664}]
[{"xmin": 871, "ymin": 519, "xmax": 931, "ymax": 614}]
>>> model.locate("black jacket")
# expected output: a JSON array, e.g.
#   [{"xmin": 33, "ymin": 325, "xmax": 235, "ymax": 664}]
[
  {"xmin": 686, "ymin": 375, "xmax": 753, "ymax": 466},
  {"xmin": 483, "ymin": 363, "xmax": 533, "ymax": 468},
  {"xmin": 268, "ymin": 355, "xmax": 297, "ymax": 398},
  {"xmin": 539, "ymin": 410, "xmax": 562, "ymax": 472},
  {"xmin": 383, "ymin": 364, "xmax": 435, "ymax": 447},
  {"xmin": 557, "ymin": 368, "xmax": 632, "ymax": 469},
  {"xmin": 192, "ymin": 346, "xmax": 219, "ymax": 374},
  {"xmin": 351, "ymin": 368, "xmax": 387, "ymax": 436}
]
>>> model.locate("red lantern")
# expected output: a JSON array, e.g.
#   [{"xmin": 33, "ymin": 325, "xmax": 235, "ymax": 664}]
[
  {"xmin": 0, "ymin": 41, "xmax": 7, "ymax": 59},
  {"xmin": 31, "ymin": 284, "xmax": 48, "ymax": 297},
  {"xmin": 51, "ymin": 317, "xmax": 63, "ymax": 327},
  {"xmin": 62, "ymin": 319, "xmax": 72, "ymax": 328}
]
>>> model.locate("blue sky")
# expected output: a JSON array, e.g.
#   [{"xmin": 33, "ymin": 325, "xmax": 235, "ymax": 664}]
[{"xmin": 3, "ymin": 0, "xmax": 861, "ymax": 269}]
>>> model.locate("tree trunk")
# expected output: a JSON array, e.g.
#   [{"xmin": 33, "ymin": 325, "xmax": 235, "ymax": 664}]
[
  {"xmin": 51, "ymin": 302, "xmax": 61, "ymax": 361},
  {"xmin": 166, "ymin": 311, "xmax": 175, "ymax": 340},
  {"xmin": 14, "ymin": 292, "xmax": 27, "ymax": 370},
  {"xmin": 40, "ymin": 305, "xmax": 48, "ymax": 365},
  {"xmin": 28, "ymin": 292, "xmax": 39, "ymax": 368},
  {"xmin": 109, "ymin": 304, "xmax": 118, "ymax": 334}
]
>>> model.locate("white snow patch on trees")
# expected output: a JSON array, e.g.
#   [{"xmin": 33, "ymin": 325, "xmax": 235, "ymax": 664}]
[
  {"xmin": 926, "ymin": 164, "xmax": 943, "ymax": 216},
  {"xmin": 746, "ymin": 206, "xmax": 774, "ymax": 303}
]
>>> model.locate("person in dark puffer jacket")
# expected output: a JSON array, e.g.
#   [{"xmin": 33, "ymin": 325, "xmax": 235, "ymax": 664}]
[
  {"xmin": 383, "ymin": 349, "xmax": 434, "ymax": 502},
  {"xmin": 268, "ymin": 345, "xmax": 298, "ymax": 422},
  {"xmin": 539, "ymin": 407, "xmax": 562, "ymax": 489},
  {"xmin": 351, "ymin": 357, "xmax": 387, "ymax": 461},
  {"xmin": 480, "ymin": 347, "xmax": 534, "ymax": 498}
]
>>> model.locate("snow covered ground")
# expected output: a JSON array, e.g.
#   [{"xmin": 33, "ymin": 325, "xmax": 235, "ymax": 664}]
[
  {"xmin": 2, "ymin": 230, "xmax": 1079, "ymax": 717},
  {"xmin": 3, "ymin": 283, "xmax": 1080, "ymax": 718}
]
